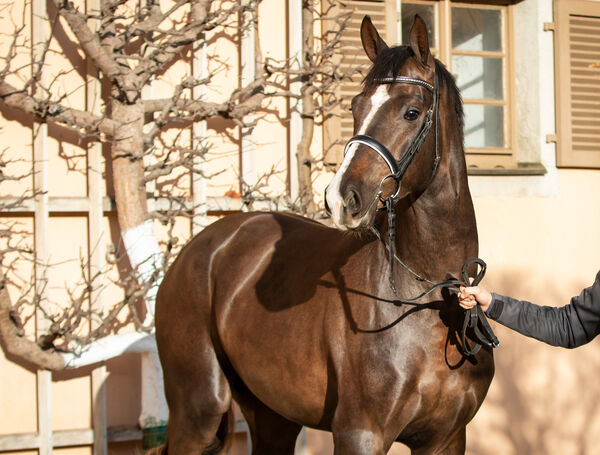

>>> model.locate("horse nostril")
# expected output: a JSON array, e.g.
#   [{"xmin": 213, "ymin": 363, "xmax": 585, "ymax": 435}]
[{"xmin": 346, "ymin": 190, "xmax": 361, "ymax": 217}]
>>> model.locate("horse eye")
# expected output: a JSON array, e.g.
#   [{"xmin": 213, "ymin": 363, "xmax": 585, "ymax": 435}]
[{"xmin": 404, "ymin": 109, "xmax": 420, "ymax": 121}]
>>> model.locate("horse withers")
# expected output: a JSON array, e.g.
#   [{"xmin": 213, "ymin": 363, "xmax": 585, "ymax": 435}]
[{"xmin": 154, "ymin": 15, "xmax": 494, "ymax": 455}]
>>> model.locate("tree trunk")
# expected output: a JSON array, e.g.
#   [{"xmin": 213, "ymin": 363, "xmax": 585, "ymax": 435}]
[
  {"xmin": 0, "ymin": 267, "xmax": 65, "ymax": 370},
  {"xmin": 111, "ymin": 100, "xmax": 148, "ymax": 230},
  {"xmin": 110, "ymin": 97, "xmax": 169, "ymax": 431}
]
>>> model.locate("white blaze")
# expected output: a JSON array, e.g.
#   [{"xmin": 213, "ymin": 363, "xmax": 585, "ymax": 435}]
[{"xmin": 326, "ymin": 85, "xmax": 390, "ymax": 228}]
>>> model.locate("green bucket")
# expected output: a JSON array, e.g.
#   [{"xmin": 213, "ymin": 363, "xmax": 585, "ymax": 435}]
[{"xmin": 142, "ymin": 425, "xmax": 168, "ymax": 450}]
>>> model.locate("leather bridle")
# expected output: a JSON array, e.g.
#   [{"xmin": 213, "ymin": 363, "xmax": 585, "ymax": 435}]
[
  {"xmin": 344, "ymin": 72, "xmax": 440, "ymax": 295},
  {"xmin": 343, "ymin": 74, "xmax": 440, "ymax": 201},
  {"xmin": 342, "ymin": 71, "xmax": 499, "ymax": 356}
]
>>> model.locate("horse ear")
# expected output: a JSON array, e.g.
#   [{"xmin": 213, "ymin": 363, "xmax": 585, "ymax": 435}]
[
  {"xmin": 361, "ymin": 16, "xmax": 389, "ymax": 62},
  {"xmin": 409, "ymin": 15, "xmax": 433, "ymax": 68}
]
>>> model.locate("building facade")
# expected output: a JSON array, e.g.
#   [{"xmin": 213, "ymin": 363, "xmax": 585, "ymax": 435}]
[{"xmin": 1, "ymin": 0, "xmax": 600, "ymax": 454}]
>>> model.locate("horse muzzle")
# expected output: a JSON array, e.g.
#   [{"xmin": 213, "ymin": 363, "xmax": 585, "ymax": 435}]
[{"xmin": 325, "ymin": 183, "xmax": 376, "ymax": 231}]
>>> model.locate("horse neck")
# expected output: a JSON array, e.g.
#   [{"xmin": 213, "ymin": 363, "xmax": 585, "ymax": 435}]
[{"xmin": 392, "ymin": 95, "xmax": 478, "ymax": 278}]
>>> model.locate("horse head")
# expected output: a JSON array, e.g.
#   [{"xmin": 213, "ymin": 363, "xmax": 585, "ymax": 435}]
[{"xmin": 325, "ymin": 15, "xmax": 442, "ymax": 230}]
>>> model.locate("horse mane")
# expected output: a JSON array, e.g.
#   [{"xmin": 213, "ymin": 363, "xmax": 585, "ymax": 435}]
[{"xmin": 362, "ymin": 45, "xmax": 464, "ymax": 142}]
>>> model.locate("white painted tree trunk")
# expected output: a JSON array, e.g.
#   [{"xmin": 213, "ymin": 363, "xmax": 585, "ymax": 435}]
[
  {"xmin": 60, "ymin": 331, "xmax": 157, "ymax": 368},
  {"xmin": 122, "ymin": 221, "xmax": 168, "ymax": 429}
]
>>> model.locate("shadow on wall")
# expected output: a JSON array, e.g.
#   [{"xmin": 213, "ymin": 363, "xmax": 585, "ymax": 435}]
[{"xmin": 468, "ymin": 271, "xmax": 600, "ymax": 455}]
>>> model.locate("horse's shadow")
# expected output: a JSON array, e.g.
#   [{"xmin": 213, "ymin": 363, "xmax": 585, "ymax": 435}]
[{"xmin": 253, "ymin": 213, "xmax": 361, "ymax": 311}]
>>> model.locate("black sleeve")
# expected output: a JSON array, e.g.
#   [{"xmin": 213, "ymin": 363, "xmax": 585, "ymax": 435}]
[{"xmin": 486, "ymin": 271, "xmax": 600, "ymax": 348}]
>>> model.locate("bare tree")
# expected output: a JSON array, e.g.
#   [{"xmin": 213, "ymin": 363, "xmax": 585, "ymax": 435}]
[
  {"xmin": 0, "ymin": 0, "xmax": 354, "ymax": 443},
  {"xmin": 0, "ymin": 0, "xmax": 265, "ymax": 353}
]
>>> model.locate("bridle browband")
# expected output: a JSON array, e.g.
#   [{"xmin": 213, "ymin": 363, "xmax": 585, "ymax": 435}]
[
  {"xmin": 376, "ymin": 75, "xmax": 434, "ymax": 91},
  {"xmin": 342, "ymin": 71, "xmax": 499, "ymax": 357}
]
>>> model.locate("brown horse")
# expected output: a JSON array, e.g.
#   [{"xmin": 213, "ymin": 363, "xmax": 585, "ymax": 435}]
[{"xmin": 155, "ymin": 15, "xmax": 494, "ymax": 455}]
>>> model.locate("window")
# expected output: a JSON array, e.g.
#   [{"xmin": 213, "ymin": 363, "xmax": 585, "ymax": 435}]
[
  {"xmin": 401, "ymin": 1, "xmax": 516, "ymax": 169},
  {"xmin": 325, "ymin": 0, "xmax": 520, "ymax": 171},
  {"xmin": 554, "ymin": 0, "xmax": 600, "ymax": 168}
]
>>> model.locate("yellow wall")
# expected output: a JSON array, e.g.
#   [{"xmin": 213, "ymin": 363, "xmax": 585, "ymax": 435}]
[
  {"xmin": 467, "ymin": 169, "xmax": 600, "ymax": 455},
  {"xmin": 1, "ymin": 0, "xmax": 600, "ymax": 453}
]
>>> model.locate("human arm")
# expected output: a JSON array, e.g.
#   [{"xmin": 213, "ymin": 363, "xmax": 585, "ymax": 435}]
[{"xmin": 459, "ymin": 272, "xmax": 600, "ymax": 348}]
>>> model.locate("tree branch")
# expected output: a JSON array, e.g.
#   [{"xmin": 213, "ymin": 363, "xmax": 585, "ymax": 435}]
[
  {"xmin": 0, "ymin": 80, "xmax": 117, "ymax": 138},
  {"xmin": 53, "ymin": 0, "xmax": 123, "ymax": 80},
  {"xmin": 133, "ymin": 0, "xmax": 257, "ymax": 86},
  {"xmin": 0, "ymin": 268, "xmax": 65, "ymax": 370}
]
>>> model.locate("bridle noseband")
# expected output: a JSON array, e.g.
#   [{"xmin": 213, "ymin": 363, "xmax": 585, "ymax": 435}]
[{"xmin": 342, "ymin": 71, "xmax": 499, "ymax": 357}]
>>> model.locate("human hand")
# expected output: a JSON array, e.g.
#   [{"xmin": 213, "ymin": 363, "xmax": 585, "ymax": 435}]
[{"xmin": 458, "ymin": 280, "xmax": 493, "ymax": 312}]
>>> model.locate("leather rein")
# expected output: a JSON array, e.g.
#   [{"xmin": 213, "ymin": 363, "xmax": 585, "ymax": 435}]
[{"xmin": 343, "ymin": 72, "xmax": 499, "ymax": 356}]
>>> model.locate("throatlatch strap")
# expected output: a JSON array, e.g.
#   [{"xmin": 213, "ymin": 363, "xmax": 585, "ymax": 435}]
[{"xmin": 386, "ymin": 196, "xmax": 397, "ymax": 294}]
